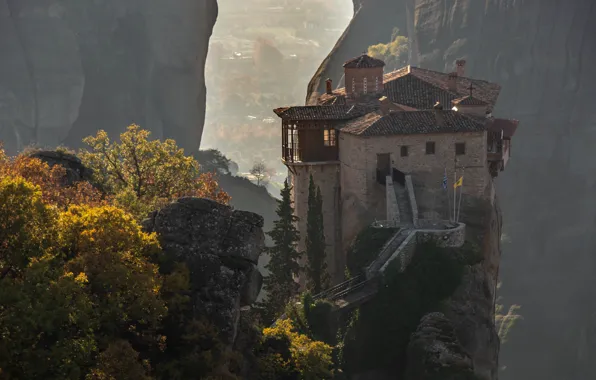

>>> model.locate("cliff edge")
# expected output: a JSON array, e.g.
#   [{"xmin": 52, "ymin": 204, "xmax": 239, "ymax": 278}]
[
  {"xmin": 309, "ymin": 1, "xmax": 596, "ymax": 379},
  {"xmin": 0, "ymin": 0, "xmax": 217, "ymax": 155}
]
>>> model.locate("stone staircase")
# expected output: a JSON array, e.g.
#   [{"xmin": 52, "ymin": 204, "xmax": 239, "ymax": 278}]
[{"xmin": 394, "ymin": 183, "xmax": 413, "ymax": 225}]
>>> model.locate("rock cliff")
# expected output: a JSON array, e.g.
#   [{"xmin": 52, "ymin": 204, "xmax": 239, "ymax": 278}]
[
  {"xmin": 0, "ymin": 0, "xmax": 217, "ymax": 155},
  {"xmin": 142, "ymin": 197, "xmax": 265, "ymax": 347},
  {"xmin": 309, "ymin": 1, "xmax": 596, "ymax": 379}
]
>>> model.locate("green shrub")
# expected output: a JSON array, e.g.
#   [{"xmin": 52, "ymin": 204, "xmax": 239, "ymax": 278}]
[{"xmin": 345, "ymin": 226, "xmax": 397, "ymax": 277}]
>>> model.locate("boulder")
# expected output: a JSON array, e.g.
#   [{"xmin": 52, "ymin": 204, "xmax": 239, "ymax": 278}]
[{"xmin": 143, "ymin": 197, "xmax": 265, "ymax": 346}]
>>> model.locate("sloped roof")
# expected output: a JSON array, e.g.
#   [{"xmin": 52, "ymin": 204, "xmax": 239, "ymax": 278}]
[
  {"xmin": 343, "ymin": 54, "xmax": 386, "ymax": 69},
  {"xmin": 323, "ymin": 65, "xmax": 501, "ymax": 109},
  {"xmin": 340, "ymin": 110, "xmax": 488, "ymax": 137},
  {"xmin": 452, "ymin": 95, "xmax": 489, "ymax": 106},
  {"xmin": 273, "ymin": 104, "xmax": 369, "ymax": 121}
]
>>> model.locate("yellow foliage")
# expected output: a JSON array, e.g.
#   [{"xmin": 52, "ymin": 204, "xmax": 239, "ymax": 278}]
[
  {"xmin": 80, "ymin": 125, "xmax": 230, "ymax": 220},
  {"xmin": 262, "ymin": 319, "xmax": 334, "ymax": 379},
  {"xmin": 367, "ymin": 34, "xmax": 409, "ymax": 68},
  {"xmin": 0, "ymin": 175, "xmax": 58, "ymax": 277}
]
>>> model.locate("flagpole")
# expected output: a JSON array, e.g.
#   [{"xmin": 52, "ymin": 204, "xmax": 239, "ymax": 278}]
[
  {"xmin": 444, "ymin": 166, "xmax": 451, "ymax": 222},
  {"xmin": 456, "ymin": 167, "xmax": 465, "ymax": 223},
  {"xmin": 453, "ymin": 157, "xmax": 457, "ymax": 225}
]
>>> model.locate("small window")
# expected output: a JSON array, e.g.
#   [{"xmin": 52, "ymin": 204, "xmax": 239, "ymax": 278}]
[
  {"xmin": 324, "ymin": 129, "xmax": 336, "ymax": 146},
  {"xmin": 375, "ymin": 77, "xmax": 379, "ymax": 92},
  {"xmin": 400, "ymin": 146, "xmax": 408, "ymax": 157},
  {"xmin": 455, "ymin": 142, "xmax": 466, "ymax": 155},
  {"xmin": 425, "ymin": 141, "xmax": 435, "ymax": 155},
  {"xmin": 363, "ymin": 77, "xmax": 368, "ymax": 94},
  {"xmin": 351, "ymin": 78, "xmax": 356, "ymax": 93}
]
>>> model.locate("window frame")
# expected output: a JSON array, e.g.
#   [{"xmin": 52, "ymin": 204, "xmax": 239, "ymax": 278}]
[
  {"xmin": 425, "ymin": 141, "xmax": 435, "ymax": 155},
  {"xmin": 323, "ymin": 128, "xmax": 336, "ymax": 147},
  {"xmin": 400, "ymin": 145, "xmax": 408, "ymax": 157},
  {"xmin": 455, "ymin": 142, "xmax": 466, "ymax": 155}
]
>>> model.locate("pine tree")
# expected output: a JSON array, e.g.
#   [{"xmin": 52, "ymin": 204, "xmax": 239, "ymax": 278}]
[
  {"xmin": 258, "ymin": 179, "xmax": 301, "ymax": 324},
  {"xmin": 305, "ymin": 175, "xmax": 330, "ymax": 294}
]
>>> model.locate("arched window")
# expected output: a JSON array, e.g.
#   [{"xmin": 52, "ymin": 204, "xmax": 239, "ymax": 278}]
[
  {"xmin": 363, "ymin": 77, "xmax": 368, "ymax": 94},
  {"xmin": 351, "ymin": 77, "xmax": 356, "ymax": 93}
]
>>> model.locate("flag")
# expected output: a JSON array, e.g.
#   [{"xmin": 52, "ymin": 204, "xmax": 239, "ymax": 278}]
[
  {"xmin": 453, "ymin": 176, "xmax": 463, "ymax": 188},
  {"xmin": 442, "ymin": 168, "xmax": 448, "ymax": 189}
]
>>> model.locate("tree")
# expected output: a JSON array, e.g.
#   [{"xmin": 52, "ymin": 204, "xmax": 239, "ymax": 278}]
[
  {"xmin": 196, "ymin": 149, "xmax": 237, "ymax": 175},
  {"xmin": 258, "ymin": 179, "xmax": 302, "ymax": 324},
  {"xmin": 79, "ymin": 125, "xmax": 230, "ymax": 219},
  {"xmin": 250, "ymin": 159, "xmax": 272, "ymax": 187},
  {"xmin": 495, "ymin": 282, "xmax": 522, "ymax": 344},
  {"xmin": 304, "ymin": 175, "xmax": 329, "ymax": 294},
  {"xmin": 0, "ymin": 151, "xmax": 106, "ymax": 210},
  {"xmin": 367, "ymin": 30, "xmax": 409, "ymax": 70},
  {"xmin": 257, "ymin": 319, "xmax": 334, "ymax": 380}
]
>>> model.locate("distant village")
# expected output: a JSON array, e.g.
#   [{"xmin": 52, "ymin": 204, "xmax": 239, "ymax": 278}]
[{"xmin": 202, "ymin": 0, "xmax": 351, "ymax": 178}]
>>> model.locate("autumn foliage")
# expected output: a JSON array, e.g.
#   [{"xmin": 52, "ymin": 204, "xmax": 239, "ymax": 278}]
[
  {"xmin": 80, "ymin": 125, "xmax": 230, "ymax": 219},
  {"xmin": 0, "ymin": 129, "xmax": 330, "ymax": 379}
]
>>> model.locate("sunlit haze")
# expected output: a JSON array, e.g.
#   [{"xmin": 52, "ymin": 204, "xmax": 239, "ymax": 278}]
[{"xmin": 203, "ymin": 0, "xmax": 353, "ymax": 181}]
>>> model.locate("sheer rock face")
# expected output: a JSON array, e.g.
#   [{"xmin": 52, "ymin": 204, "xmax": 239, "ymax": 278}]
[
  {"xmin": 0, "ymin": 0, "xmax": 217, "ymax": 155},
  {"xmin": 142, "ymin": 197, "xmax": 265, "ymax": 346},
  {"xmin": 405, "ymin": 312, "xmax": 474, "ymax": 380},
  {"xmin": 310, "ymin": 1, "xmax": 596, "ymax": 379}
]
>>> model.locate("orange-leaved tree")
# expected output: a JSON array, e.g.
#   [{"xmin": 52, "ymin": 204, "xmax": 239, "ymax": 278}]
[
  {"xmin": 0, "ymin": 145, "xmax": 106, "ymax": 209},
  {"xmin": 79, "ymin": 125, "xmax": 230, "ymax": 219}
]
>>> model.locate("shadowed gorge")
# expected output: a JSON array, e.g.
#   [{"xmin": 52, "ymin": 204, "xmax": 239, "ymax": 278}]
[{"xmin": 308, "ymin": 1, "xmax": 596, "ymax": 379}]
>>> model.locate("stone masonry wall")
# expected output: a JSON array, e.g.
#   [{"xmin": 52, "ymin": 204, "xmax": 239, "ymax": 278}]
[
  {"xmin": 362, "ymin": 130, "xmax": 488, "ymax": 199},
  {"xmin": 290, "ymin": 163, "xmax": 342, "ymax": 284},
  {"xmin": 385, "ymin": 175, "xmax": 400, "ymax": 222},
  {"xmin": 338, "ymin": 132, "xmax": 374, "ymax": 252},
  {"xmin": 338, "ymin": 130, "xmax": 490, "ymax": 246},
  {"xmin": 405, "ymin": 174, "xmax": 419, "ymax": 226}
]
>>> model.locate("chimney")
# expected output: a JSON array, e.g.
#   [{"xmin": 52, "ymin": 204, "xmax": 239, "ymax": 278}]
[
  {"xmin": 433, "ymin": 101, "xmax": 444, "ymax": 126},
  {"xmin": 325, "ymin": 78, "xmax": 333, "ymax": 94},
  {"xmin": 456, "ymin": 59, "xmax": 466, "ymax": 77},
  {"xmin": 447, "ymin": 72, "xmax": 458, "ymax": 92},
  {"xmin": 379, "ymin": 96, "xmax": 391, "ymax": 115}
]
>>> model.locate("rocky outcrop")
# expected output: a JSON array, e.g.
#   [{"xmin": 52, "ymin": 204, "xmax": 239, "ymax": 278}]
[
  {"xmin": 405, "ymin": 312, "xmax": 475, "ymax": 380},
  {"xmin": 142, "ymin": 197, "xmax": 264, "ymax": 346},
  {"xmin": 29, "ymin": 149, "xmax": 93, "ymax": 185},
  {"xmin": 310, "ymin": 2, "xmax": 596, "ymax": 379},
  {"xmin": 0, "ymin": 0, "xmax": 218, "ymax": 155}
]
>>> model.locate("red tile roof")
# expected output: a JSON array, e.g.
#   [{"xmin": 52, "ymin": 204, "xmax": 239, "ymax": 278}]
[
  {"xmin": 340, "ymin": 110, "xmax": 488, "ymax": 137},
  {"xmin": 320, "ymin": 65, "xmax": 501, "ymax": 110},
  {"xmin": 452, "ymin": 95, "xmax": 488, "ymax": 106},
  {"xmin": 343, "ymin": 54, "xmax": 386, "ymax": 69},
  {"xmin": 273, "ymin": 104, "xmax": 370, "ymax": 121}
]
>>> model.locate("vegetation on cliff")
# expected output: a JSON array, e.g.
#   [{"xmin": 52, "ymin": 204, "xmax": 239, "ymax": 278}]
[
  {"xmin": 257, "ymin": 179, "xmax": 302, "ymax": 324},
  {"xmin": 345, "ymin": 225, "xmax": 398, "ymax": 278},
  {"xmin": 305, "ymin": 175, "xmax": 330, "ymax": 294},
  {"xmin": 367, "ymin": 28, "xmax": 409, "ymax": 70},
  {"xmin": 0, "ymin": 130, "xmax": 330, "ymax": 379},
  {"xmin": 79, "ymin": 125, "xmax": 230, "ymax": 220},
  {"xmin": 335, "ymin": 236, "xmax": 481, "ymax": 378}
]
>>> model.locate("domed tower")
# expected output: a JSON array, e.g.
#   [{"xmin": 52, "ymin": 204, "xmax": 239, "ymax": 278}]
[{"xmin": 343, "ymin": 54, "xmax": 385, "ymax": 99}]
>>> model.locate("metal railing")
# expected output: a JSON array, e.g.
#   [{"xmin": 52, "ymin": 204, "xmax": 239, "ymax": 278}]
[{"xmin": 311, "ymin": 274, "xmax": 364, "ymax": 301}]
